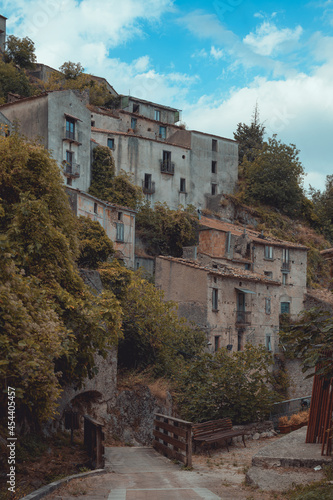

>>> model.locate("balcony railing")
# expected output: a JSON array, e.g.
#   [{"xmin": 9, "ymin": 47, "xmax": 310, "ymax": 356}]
[
  {"xmin": 63, "ymin": 162, "xmax": 80, "ymax": 178},
  {"xmin": 281, "ymin": 262, "xmax": 290, "ymax": 271},
  {"xmin": 160, "ymin": 159, "xmax": 175, "ymax": 175},
  {"xmin": 63, "ymin": 127, "xmax": 82, "ymax": 144},
  {"xmin": 142, "ymin": 180, "xmax": 155, "ymax": 194},
  {"xmin": 236, "ymin": 311, "xmax": 251, "ymax": 325}
]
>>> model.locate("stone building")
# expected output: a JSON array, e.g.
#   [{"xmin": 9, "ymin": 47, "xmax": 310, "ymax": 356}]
[
  {"xmin": 90, "ymin": 96, "xmax": 238, "ymax": 210},
  {"xmin": 0, "ymin": 14, "xmax": 6, "ymax": 54},
  {"xmin": 0, "ymin": 90, "xmax": 92, "ymax": 191},
  {"xmin": 155, "ymin": 216, "xmax": 308, "ymax": 353},
  {"xmin": 67, "ymin": 187, "xmax": 136, "ymax": 268}
]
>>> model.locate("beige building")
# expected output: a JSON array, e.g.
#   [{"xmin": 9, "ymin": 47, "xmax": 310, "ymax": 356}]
[
  {"xmin": 155, "ymin": 216, "xmax": 308, "ymax": 353},
  {"xmin": 67, "ymin": 188, "xmax": 136, "ymax": 268}
]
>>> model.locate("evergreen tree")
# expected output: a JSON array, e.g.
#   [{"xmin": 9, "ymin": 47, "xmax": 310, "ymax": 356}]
[{"xmin": 234, "ymin": 104, "xmax": 265, "ymax": 165}]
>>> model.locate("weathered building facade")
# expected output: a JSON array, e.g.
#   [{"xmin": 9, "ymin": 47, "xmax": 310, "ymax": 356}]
[
  {"xmin": 67, "ymin": 187, "xmax": 136, "ymax": 268},
  {"xmin": 0, "ymin": 90, "xmax": 92, "ymax": 191}
]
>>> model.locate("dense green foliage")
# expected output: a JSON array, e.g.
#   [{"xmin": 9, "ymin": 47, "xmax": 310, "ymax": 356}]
[
  {"xmin": 310, "ymin": 174, "xmax": 333, "ymax": 244},
  {"xmin": 241, "ymin": 135, "xmax": 306, "ymax": 217},
  {"xmin": 174, "ymin": 344, "xmax": 277, "ymax": 424},
  {"xmin": 89, "ymin": 145, "xmax": 143, "ymax": 209},
  {"xmin": 233, "ymin": 105, "xmax": 265, "ymax": 165},
  {"xmin": 59, "ymin": 61, "xmax": 84, "ymax": 80},
  {"xmin": 77, "ymin": 216, "xmax": 114, "ymax": 269},
  {"xmin": 99, "ymin": 260, "xmax": 205, "ymax": 375},
  {"xmin": 4, "ymin": 35, "xmax": 36, "ymax": 69},
  {"xmin": 0, "ymin": 60, "xmax": 33, "ymax": 103},
  {"xmin": 136, "ymin": 201, "xmax": 199, "ymax": 257},
  {"xmin": 280, "ymin": 308, "xmax": 333, "ymax": 381},
  {"xmin": 0, "ymin": 135, "xmax": 122, "ymax": 425}
]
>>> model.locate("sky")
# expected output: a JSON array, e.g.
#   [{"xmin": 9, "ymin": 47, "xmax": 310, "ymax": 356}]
[{"xmin": 1, "ymin": 0, "xmax": 333, "ymax": 192}]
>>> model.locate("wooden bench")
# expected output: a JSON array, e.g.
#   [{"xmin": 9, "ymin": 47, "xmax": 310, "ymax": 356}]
[{"xmin": 192, "ymin": 417, "xmax": 246, "ymax": 452}]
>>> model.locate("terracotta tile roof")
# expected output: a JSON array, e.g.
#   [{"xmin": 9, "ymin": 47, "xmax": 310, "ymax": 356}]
[
  {"xmin": 158, "ymin": 256, "xmax": 281, "ymax": 285},
  {"xmin": 321, "ymin": 248, "xmax": 333, "ymax": 257},
  {"xmin": 199, "ymin": 216, "xmax": 308, "ymax": 250}
]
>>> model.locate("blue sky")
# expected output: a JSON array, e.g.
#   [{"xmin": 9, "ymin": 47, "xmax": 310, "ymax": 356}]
[{"xmin": 1, "ymin": 0, "xmax": 333, "ymax": 191}]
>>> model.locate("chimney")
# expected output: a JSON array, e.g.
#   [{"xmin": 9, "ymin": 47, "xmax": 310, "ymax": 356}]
[{"xmin": 0, "ymin": 15, "xmax": 7, "ymax": 55}]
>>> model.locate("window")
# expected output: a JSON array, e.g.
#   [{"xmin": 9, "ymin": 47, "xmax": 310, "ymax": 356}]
[
  {"xmin": 154, "ymin": 109, "xmax": 161, "ymax": 121},
  {"xmin": 212, "ymin": 288, "xmax": 218, "ymax": 310},
  {"xmin": 107, "ymin": 138, "xmax": 115, "ymax": 149},
  {"xmin": 281, "ymin": 302, "xmax": 290, "ymax": 314},
  {"xmin": 282, "ymin": 248, "xmax": 290, "ymax": 263},
  {"xmin": 211, "ymin": 161, "xmax": 217, "ymax": 174},
  {"xmin": 226, "ymin": 231, "xmax": 231, "ymax": 254},
  {"xmin": 211, "ymin": 183, "xmax": 217, "ymax": 195},
  {"xmin": 265, "ymin": 298, "xmax": 271, "ymax": 314},
  {"xmin": 245, "ymin": 263, "xmax": 251, "ymax": 270},
  {"xmin": 214, "ymin": 336, "xmax": 220, "ymax": 352},
  {"xmin": 116, "ymin": 222, "xmax": 124, "ymax": 242},
  {"xmin": 264, "ymin": 245, "xmax": 274, "ymax": 259},
  {"xmin": 65, "ymin": 118, "xmax": 75, "ymax": 140},
  {"xmin": 161, "ymin": 150, "xmax": 173, "ymax": 173},
  {"xmin": 66, "ymin": 177, "xmax": 72, "ymax": 186},
  {"xmin": 282, "ymin": 273, "xmax": 288, "ymax": 285},
  {"xmin": 66, "ymin": 150, "xmax": 73, "ymax": 166},
  {"xmin": 237, "ymin": 330, "xmax": 243, "ymax": 351},
  {"xmin": 94, "ymin": 202, "xmax": 98, "ymax": 214},
  {"xmin": 144, "ymin": 173, "xmax": 152, "ymax": 190},
  {"xmin": 133, "ymin": 103, "xmax": 140, "ymax": 113},
  {"xmin": 91, "ymin": 120, "xmax": 95, "ymax": 127},
  {"xmin": 159, "ymin": 126, "xmax": 166, "ymax": 139},
  {"xmin": 212, "ymin": 139, "xmax": 217, "ymax": 152},
  {"xmin": 118, "ymin": 211, "xmax": 123, "ymax": 221},
  {"xmin": 264, "ymin": 271, "xmax": 273, "ymax": 278},
  {"xmin": 131, "ymin": 117, "xmax": 137, "ymax": 130},
  {"xmin": 266, "ymin": 334, "xmax": 272, "ymax": 352},
  {"xmin": 180, "ymin": 178, "xmax": 186, "ymax": 193}
]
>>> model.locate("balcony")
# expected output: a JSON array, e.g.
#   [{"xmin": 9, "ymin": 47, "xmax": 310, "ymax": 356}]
[
  {"xmin": 235, "ymin": 311, "xmax": 251, "ymax": 326},
  {"xmin": 63, "ymin": 162, "xmax": 80, "ymax": 178},
  {"xmin": 142, "ymin": 180, "xmax": 155, "ymax": 194},
  {"xmin": 281, "ymin": 262, "xmax": 290, "ymax": 272},
  {"xmin": 63, "ymin": 126, "xmax": 82, "ymax": 145},
  {"xmin": 160, "ymin": 159, "xmax": 175, "ymax": 175}
]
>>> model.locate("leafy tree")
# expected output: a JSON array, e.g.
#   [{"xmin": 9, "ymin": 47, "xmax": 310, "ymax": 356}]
[
  {"xmin": 136, "ymin": 201, "xmax": 199, "ymax": 257},
  {"xmin": 59, "ymin": 61, "xmax": 84, "ymax": 80},
  {"xmin": 0, "ymin": 61, "xmax": 33, "ymax": 103},
  {"xmin": 4, "ymin": 35, "xmax": 36, "ymax": 69},
  {"xmin": 0, "ymin": 134, "xmax": 122, "ymax": 424},
  {"xmin": 77, "ymin": 215, "xmax": 114, "ymax": 269},
  {"xmin": 234, "ymin": 104, "xmax": 265, "ymax": 165},
  {"xmin": 280, "ymin": 308, "xmax": 333, "ymax": 381},
  {"xmin": 89, "ymin": 145, "xmax": 143, "ymax": 209},
  {"xmin": 309, "ymin": 174, "xmax": 333, "ymax": 244},
  {"xmin": 174, "ymin": 345, "xmax": 278, "ymax": 424},
  {"xmin": 99, "ymin": 261, "xmax": 206, "ymax": 376},
  {"xmin": 243, "ymin": 135, "xmax": 306, "ymax": 217}
]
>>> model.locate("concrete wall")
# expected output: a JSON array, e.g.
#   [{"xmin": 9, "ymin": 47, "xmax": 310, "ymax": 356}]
[
  {"xmin": 122, "ymin": 97, "xmax": 178, "ymax": 124},
  {"xmin": 67, "ymin": 188, "xmax": 136, "ymax": 268},
  {"xmin": 48, "ymin": 91, "xmax": 91, "ymax": 192}
]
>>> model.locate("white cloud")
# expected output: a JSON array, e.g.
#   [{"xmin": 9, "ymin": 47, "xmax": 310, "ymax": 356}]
[
  {"xmin": 243, "ymin": 22, "xmax": 303, "ymax": 56},
  {"xmin": 210, "ymin": 46, "xmax": 224, "ymax": 60}
]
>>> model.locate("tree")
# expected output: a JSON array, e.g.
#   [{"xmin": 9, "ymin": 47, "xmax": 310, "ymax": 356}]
[
  {"xmin": 234, "ymin": 104, "xmax": 265, "ymax": 165},
  {"xmin": 4, "ymin": 35, "xmax": 36, "ymax": 69},
  {"xmin": 89, "ymin": 145, "xmax": 143, "ymax": 209},
  {"xmin": 59, "ymin": 61, "xmax": 84, "ymax": 80},
  {"xmin": 136, "ymin": 201, "xmax": 199, "ymax": 257},
  {"xmin": 0, "ymin": 61, "xmax": 33, "ymax": 103},
  {"xmin": 99, "ymin": 261, "xmax": 206, "ymax": 376},
  {"xmin": 0, "ymin": 134, "xmax": 122, "ymax": 425},
  {"xmin": 77, "ymin": 216, "xmax": 114, "ymax": 269},
  {"xmin": 243, "ymin": 135, "xmax": 306, "ymax": 217},
  {"xmin": 279, "ymin": 308, "xmax": 333, "ymax": 382},
  {"xmin": 174, "ymin": 344, "xmax": 277, "ymax": 424},
  {"xmin": 309, "ymin": 175, "xmax": 333, "ymax": 244}
]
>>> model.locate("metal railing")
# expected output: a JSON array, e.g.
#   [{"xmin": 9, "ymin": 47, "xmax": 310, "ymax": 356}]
[
  {"xmin": 281, "ymin": 262, "xmax": 290, "ymax": 271},
  {"xmin": 63, "ymin": 162, "xmax": 80, "ymax": 178},
  {"xmin": 142, "ymin": 180, "xmax": 155, "ymax": 194},
  {"xmin": 160, "ymin": 159, "xmax": 175, "ymax": 175},
  {"xmin": 236, "ymin": 311, "xmax": 251, "ymax": 325},
  {"xmin": 269, "ymin": 396, "xmax": 311, "ymax": 428}
]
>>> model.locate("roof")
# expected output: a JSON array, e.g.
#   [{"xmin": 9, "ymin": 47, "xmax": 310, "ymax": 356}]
[
  {"xmin": 321, "ymin": 248, "xmax": 333, "ymax": 257},
  {"xmin": 199, "ymin": 216, "xmax": 308, "ymax": 251},
  {"xmin": 124, "ymin": 95, "xmax": 180, "ymax": 113},
  {"xmin": 91, "ymin": 127, "xmax": 191, "ymax": 150},
  {"xmin": 190, "ymin": 130, "xmax": 238, "ymax": 144},
  {"xmin": 158, "ymin": 255, "xmax": 281, "ymax": 285},
  {"xmin": 66, "ymin": 187, "xmax": 137, "ymax": 214}
]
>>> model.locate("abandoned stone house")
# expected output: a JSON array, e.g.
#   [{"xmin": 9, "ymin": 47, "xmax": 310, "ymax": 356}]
[
  {"xmin": 155, "ymin": 216, "xmax": 308, "ymax": 353},
  {"xmin": 67, "ymin": 187, "xmax": 136, "ymax": 268},
  {"xmin": 0, "ymin": 88, "xmax": 238, "ymax": 211}
]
